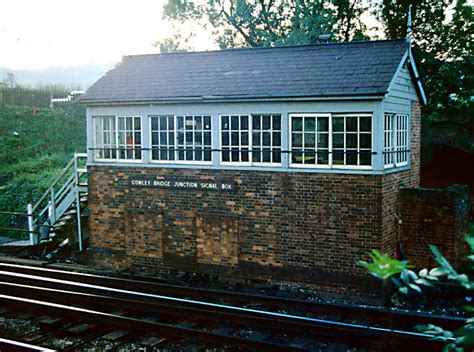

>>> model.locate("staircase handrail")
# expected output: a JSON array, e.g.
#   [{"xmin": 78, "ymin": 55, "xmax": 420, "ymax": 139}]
[{"xmin": 31, "ymin": 153, "xmax": 87, "ymax": 214}]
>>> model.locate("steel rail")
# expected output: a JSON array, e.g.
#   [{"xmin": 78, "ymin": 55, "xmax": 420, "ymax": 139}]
[
  {"xmin": 0, "ymin": 262, "xmax": 464, "ymax": 330},
  {"xmin": 0, "ymin": 338, "xmax": 56, "ymax": 352},
  {"xmin": 0, "ymin": 271, "xmax": 454, "ymax": 349},
  {"xmin": 0, "ymin": 294, "xmax": 305, "ymax": 352}
]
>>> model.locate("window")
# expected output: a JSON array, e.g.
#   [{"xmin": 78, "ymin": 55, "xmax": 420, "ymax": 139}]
[
  {"xmin": 94, "ymin": 116, "xmax": 141, "ymax": 161},
  {"xmin": 332, "ymin": 114, "xmax": 372, "ymax": 167},
  {"xmin": 384, "ymin": 113, "xmax": 409, "ymax": 167},
  {"xmin": 150, "ymin": 115, "xmax": 212, "ymax": 163},
  {"xmin": 151, "ymin": 115, "xmax": 174, "ymax": 161},
  {"xmin": 252, "ymin": 114, "xmax": 281, "ymax": 164},
  {"xmin": 290, "ymin": 114, "xmax": 329, "ymax": 166},
  {"xmin": 220, "ymin": 114, "xmax": 281, "ymax": 164}
]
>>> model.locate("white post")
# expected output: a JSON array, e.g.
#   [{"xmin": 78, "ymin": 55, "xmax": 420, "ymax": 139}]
[
  {"xmin": 74, "ymin": 153, "xmax": 83, "ymax": 251},
  {"xmin": 27, "ymin": 203, "xmax": 36, "ymax": 245}
]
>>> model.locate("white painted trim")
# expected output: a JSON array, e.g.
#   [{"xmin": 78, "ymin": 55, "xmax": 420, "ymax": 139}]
[
  {"xmin": 88, "ymin": 161, "xmax": 411, "ymax": 175},
  {"xmin": 408, "ymin": 50, "xmax": 427, "ymax": 105},
  {"xmin": 386, "ymin": 49, "xmax": 427, "ymax": 105},
  {"xmin": 81, "ymin": 94, "xmax": 385, "ymax": 107}
]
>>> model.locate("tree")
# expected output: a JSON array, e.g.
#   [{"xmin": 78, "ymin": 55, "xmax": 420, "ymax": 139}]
[
  {"xmin": 155, "ymin": 0, "xmax": 369, "ymax": 51},
  {"xmin": 373, "ymin": 0, "xmax": 473, "ymax": 127}
]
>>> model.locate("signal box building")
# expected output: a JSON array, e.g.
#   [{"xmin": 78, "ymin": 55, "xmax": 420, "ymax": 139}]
[{"xmin": 79, "ymin": 39, "xmax": 432, "ymax": 296}]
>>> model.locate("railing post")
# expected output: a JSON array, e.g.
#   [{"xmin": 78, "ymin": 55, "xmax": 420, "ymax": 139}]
[
  {"xmin": 27, "ymin": 203, "xmax": 36, "ymax": 245},
  {"xmin": 74, "ymin": 153, "xmax": 83, "ymax": 251},
  {"xmin": 50, "ymin": 189, "xmax": 56, "ymax": 224}
]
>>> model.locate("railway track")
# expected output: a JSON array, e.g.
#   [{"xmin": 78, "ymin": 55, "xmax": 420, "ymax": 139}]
[{"xmin": 0, "ymin": 262, "xmax": 464, "ymax": 351}]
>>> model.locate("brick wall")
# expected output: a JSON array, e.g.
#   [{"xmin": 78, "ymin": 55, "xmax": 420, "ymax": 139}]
[
  {"xmin": 380, "ymin": 101, "xmax": 421, "ymax": 257},
  {"xmin": 87, "ymin": 167, "xmax": 385, "ymax": 291},
  {"xmin": 400, "ymin": 185, "xmax": 471, "ymax": 268}
]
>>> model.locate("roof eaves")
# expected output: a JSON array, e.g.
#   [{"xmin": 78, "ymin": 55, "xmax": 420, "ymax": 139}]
[{"xmin": 78, "ymin": 92, "xmax": 386, "ymax": 106}]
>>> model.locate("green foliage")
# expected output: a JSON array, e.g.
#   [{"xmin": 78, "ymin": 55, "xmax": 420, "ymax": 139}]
[
  {"xmin": 0, "ymin": 105, "xmax": 86, "ymax": 238},
  {"xmin": 359, "ymin": 225, "xmax": 474, "ymax": 351},
  {"xmin": 158, "ymin": 0, "xmax": 370, "ymax": 50},
  {"xmin": 374, "ymin": 0, "xmax": 473, "ymax": 129},
  {"xmin": 358, "ymin": 249, "xmax": 410, "ymax": 281}
]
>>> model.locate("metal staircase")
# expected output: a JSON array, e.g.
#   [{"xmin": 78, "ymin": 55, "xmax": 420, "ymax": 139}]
[{"xmin": 27, "ymin": 153, "xmax": 88, "ymax": 250}]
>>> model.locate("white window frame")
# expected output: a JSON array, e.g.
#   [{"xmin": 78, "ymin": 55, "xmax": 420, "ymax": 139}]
[
  {"xmin": 219, "ymin": 114, "xmax": 283, "ymax": 166},
  {"xmin": 384, "ymin": 113, "xmax": 410, "ymax": 168},
  {"xmin": 289, "ymin": 113, "xmax": 331, "ymax": 169},
  {"xmin": 93, "ymin": 115, "xmax": 143, "ymax": 163},
  {"xmin": 289, "ymin": 113, "xmax": 373, "ymax": 170},
  {"xmin": 149, "ymin": 115, "xmax": 213, "ymax": 165}
]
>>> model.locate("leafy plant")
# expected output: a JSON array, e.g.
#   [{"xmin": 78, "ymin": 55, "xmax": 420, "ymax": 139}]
[{"xmin": 359, "ymin": 225, "xmax": 474, "ymax": 351}]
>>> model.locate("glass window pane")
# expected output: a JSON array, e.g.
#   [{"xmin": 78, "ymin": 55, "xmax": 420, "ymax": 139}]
[
  {"xmin": 241, "ymin": 116, "xmax": 249, "ymax": 130},
  {"xmin": 360, "ymin": 152, "xmax": 371, "ymax": 166},
  {"xmin": 273, "ymin": 132, "xmax": 281, "ymax": 147},
  {"xmin": 360, "ymin": 116, "xmax": 371, "ymax": 132},
  {"xmin": 317, "ymin": 150, "xmax": 329, "ymax": 165},
  {"xmin": 346, "ymin": 134, "xmax": 357, "ymax": 148},
  {"xmin": 135, "ymin": 132, "xmax": 141, "ymax": 145},
  {"xmin": 346, "ymin": 117, "xmax": 357, "ymax": 132},
  {"xmin": 304, "ymin": 149, "xmax": 316, "ymax": 164},
  {"xmin": 222, "ymin": 148, "xmax": 230, "ymax": 162},
  {"xmin": 304, "ymin": 118, "xmax": 315, "ymax": 132},
  {"xmin": 204, "ymin": 132, "xmax": 211, "ymax": 146},
  {"xmin": 333, "ymin": 133, "xmax": 344, "ymax": 148},
  {"xmin": 262, "ymin": 150, "xmax": 271, "ymax": 162},
  {"xmin": 222, "ymin": 132, "xmax": 229, "ymax": 146},
  {"xmin": 253, "ymin": 148, "xmax": 261, "ymax": 162},
  {"xmin": 177, "ymin": 132, "xmax": 184, "ymax": 145},
  {"xmin": 292, "ymin": 150, "xmax": 302, "ymax": 164},
  {"xmin": 160, "ymin": 132, "xmax": 167, "ymax": 145},
  {"xmin": 273, "ymin": 149, "xmax": 281, "ymax": 163},
  {"xmin": 304, "ymin": 133, "xmax": 315, "ymax": 148},
  {"xmin": 195, "ymin": 133, "xmax": 202, "ymax": 145},
  {"xmin": 262, "ymin": 115, "xmax": 271, "ymax": 130},
  {"xmin": 168, "ymin": 116, "xmax": 174, "ymax": 129},
  {"xmin": 195, "ymin": 116, "xmax": 202, "ymax": 130},
  {"xmin": 222, "ymin": 116, "xmax": 229, "ymax": 130},
  {"xmin": 134, "ymin": 117, "xmax": 141, "ymax": 130},
  {"xmin": 292, "ymin": 133, "xmax": 302, "ymax": 148},
  {"xmin": 253, "ymin": 115, "xmax": 261, "ymax": 130},
  {"xmin": 151, "ymin": 117, "xmax": 158, "ymax": 130},
  {"xmin": 231, "ymin": 115, "xmax": 239, "ymax": 130},
  {"xmin": 126, "ymin": 117, "xmax": 133, "ymax": 130},
  {"xmin": 241, "ymin": 132, "xmax": 249, "ymax": 146},
  {"xmin": 241, "ymin": 148, "xmax": 249, "ymax": 162},
  {"xmin": 273, "ymin": 115, "xmax": 281, "ymax": 130},
  {"xmin": 346, "ymin": 151, "xmax": 357, "ymax": 165},
  {"xmin": 262, "ymin": 132, "xmax": 271, "ymax": 146},
  {"xmin": 185, "ymin": 116, "xmax": 193, "ymax": 129},
  {"xmin": 360, "ymin": 134, "xmax": 371, "ymax": 149},
  {"xmin": 204, "ymin": 116, "xmax": 211, "ymax": 130},
  {"xmin": 318, "ymin": 134, "xmax": 328, "ymax": 148},
  {"xmin": 333, "ymin": 117, "xmax": 344, "ymax": 132},
  {"xmin": 177, "ymin": 116, "xmax": 184, "ymax": 130},
  {"xmin": 253, "ymin": 132, "xmax": 261, "ymax": 146},
  {"xmin": 318, "ymin": 117, "xmax": 328, "ymax": 132},
  {"xmin": 333, "ymin": 151, "xmax": 344, "ymax": 165},
  {"xmin": 231, "ymin": 132, "xmax": 239, "ymax": 146},
  {"xmin": 231, "ymin": 148, "xmax": 239, "ymax": 162},
  {"xmin": 185, "ymin": 132, "xmax": 193, "ymax": 145},
  {"xmin": 292, "ymin": 117, "xmax": 302, "ymax": 131},
  {"xmin": 152, "ymin": 132, "xmax": 159, "ymax": 145}
]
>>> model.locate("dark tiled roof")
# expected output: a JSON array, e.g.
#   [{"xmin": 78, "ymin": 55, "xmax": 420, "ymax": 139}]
[{"xmin": 79, "ymin": 39, "xmax": 408, "ymax": 104}]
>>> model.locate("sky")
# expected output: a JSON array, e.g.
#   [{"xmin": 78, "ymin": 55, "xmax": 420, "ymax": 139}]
[{"xmin": 0, "ymin": 0, "xmax": 215, "ymax": 70}]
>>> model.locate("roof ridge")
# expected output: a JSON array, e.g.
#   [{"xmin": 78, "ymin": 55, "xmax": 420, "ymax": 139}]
[{"xmin": 122, "ymin": 38, "xmax": 407, "ymax": 60}]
